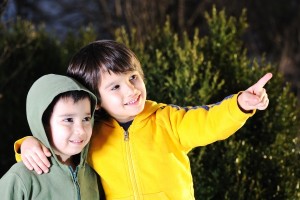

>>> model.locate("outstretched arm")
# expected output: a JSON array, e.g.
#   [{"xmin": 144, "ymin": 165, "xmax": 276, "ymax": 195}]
[
  {"xmin": 20, "ymin": 136, "xmax": 51, "ymax": 174},
  {"xmin": 238, "ymin": 73, "xmax": 272, "ymax": 111}
]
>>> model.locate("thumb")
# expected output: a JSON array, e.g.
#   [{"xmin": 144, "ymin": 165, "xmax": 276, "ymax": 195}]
[
  {"xmin": 42, "ymin": 145, "xmax": 52, "ymax": 157},
  {"xmin": 238, "ymin": 91, "xmax": 260, "ymax": 111}
]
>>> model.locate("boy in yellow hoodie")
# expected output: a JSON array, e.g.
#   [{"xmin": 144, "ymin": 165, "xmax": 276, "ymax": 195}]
[{"xmin": 16, "ymin": 40, "xmax": 272, "ymax": 200}]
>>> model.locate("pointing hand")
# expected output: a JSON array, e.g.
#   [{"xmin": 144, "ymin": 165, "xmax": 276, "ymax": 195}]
[{"xmin": 238, "ymin": 73, "xmax": 273, "ymax": 111}]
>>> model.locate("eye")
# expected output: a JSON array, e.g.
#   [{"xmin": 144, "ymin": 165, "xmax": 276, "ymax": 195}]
[
  {"xmin": 111, "ymin": 85, "xmax": 120, "ymax": 91},
  {"xmin": 63, "ymin": 118, "xmax": 73, "ymax": 122},
  {"xmin": 130, "ymin": 75, "xmax": 137, "ymax": 81},
  {"xmin": 83, "ymin": 116, "xmax": 91, "ymax": 122}
]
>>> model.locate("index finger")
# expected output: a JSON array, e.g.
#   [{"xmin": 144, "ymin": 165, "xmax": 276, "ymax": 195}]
[{"xmin": 254, "ymin": 73, "xmax": 273, "ymax": 89}]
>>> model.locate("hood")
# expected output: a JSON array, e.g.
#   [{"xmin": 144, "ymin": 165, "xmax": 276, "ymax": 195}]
[{"xmin": 26, "ymin": 74, "xmax": 97, "ymax": 164}]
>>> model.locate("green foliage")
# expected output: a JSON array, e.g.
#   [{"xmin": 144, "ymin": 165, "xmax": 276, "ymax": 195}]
[
  {"xmin": 62, "ymin": 24, "xmax": 98, "ymax": 61},
  {"xmin": 115, "ymin": 6, "xmax": 300, "ymax": 199}
]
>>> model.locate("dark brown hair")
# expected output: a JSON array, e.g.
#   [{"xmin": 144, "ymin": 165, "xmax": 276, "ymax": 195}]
[{"xmin": 66, "ymin": 40, "xmax": 144, "ymax": 103}]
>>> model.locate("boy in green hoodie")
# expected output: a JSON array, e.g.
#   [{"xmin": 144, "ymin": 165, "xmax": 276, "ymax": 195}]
[{"xmin": 0, "ymin": 74, "xmax": 100, "ymax": 199}]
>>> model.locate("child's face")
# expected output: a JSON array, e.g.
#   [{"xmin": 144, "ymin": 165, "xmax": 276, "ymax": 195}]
[
  {"xmin": 48, "ymin": 97, "xmax": 93, "ymax": 162},
  {"xmin": 99, "ymin": 70, "xmax": 146, "ymax": 123}
]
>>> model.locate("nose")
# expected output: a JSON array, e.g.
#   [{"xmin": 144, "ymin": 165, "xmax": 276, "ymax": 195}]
[
  {"xmin": 125, "ymin": 82, "xmax": 137, "ymax": 96},
  {"xmin": 74, "ymin": 122, "xmax": 85, "ymax": 135}
]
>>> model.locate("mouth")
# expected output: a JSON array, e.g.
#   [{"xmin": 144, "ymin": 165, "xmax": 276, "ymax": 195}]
[
  {"xmin": 125, "ymin": 95, "xmax": 140, "ymax": 105},
  {"xmin": 69, "ymin": 139, "xmax": 84, "ymax": 144}
]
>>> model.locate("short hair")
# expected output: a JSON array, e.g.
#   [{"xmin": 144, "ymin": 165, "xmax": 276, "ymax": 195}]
[
  {"xmin": 66, "ymin": 40, "xmax": 144, "ymax": 103},
  {"xmin": 42, "ymin": 90, "xmax": 93, "ymax": 128}
]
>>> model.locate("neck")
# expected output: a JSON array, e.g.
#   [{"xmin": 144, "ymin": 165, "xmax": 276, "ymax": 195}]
[{"xmin": 56, "ymin": 154, "xmax": 77, "ymax": 170}]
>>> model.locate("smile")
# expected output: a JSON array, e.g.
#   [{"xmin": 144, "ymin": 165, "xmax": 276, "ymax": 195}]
[
  {"xmin": 125, "ymin": 96, "xmax": 139, "ymax": 105},
  {"xmin": 69, "ymin": 140, "xmax": 84, "ymax": 143}
]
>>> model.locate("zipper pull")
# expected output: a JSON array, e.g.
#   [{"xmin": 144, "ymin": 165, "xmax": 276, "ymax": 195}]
[{"xmin": 124, "ymin": 130, "xmax": 129, "ymax": 141}]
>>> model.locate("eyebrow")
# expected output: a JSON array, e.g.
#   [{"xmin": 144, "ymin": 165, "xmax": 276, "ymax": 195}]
[
  {"xmin": 57, "ymin": 112, "xmax": 91, "ymax": 117},
  {"xmin": 103, "ymin": 81, "xmax": 117, "ymax": 90},
  {"xmin": 103, "ymin": 71, "xmax": 136, "ymax": 90}
]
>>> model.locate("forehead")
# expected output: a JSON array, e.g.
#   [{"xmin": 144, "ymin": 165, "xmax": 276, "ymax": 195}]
[
  {"xmin": 98, "ymin": 70, "xmax": 121, "ymax": 88},
  {"xmin": 53, "ymin": 97, "xmax": 91, "ymax": 110},
  {"xmin": 100, "ymin": 69, "xmax": 140, "ymax": 82}
]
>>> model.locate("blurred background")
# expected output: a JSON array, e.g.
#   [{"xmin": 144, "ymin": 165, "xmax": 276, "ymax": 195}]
[{"xmin": 1, "ymin": 0, "xmax": 299, "ymax": 199}]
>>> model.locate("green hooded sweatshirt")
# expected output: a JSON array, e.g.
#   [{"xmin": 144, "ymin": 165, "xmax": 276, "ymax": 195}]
[{"xmin": 0, "ymin": 74, "xmax": 100, "ymax": 200}]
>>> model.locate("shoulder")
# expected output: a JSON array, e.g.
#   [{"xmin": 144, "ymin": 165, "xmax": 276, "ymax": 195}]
[
  {"xmin": 0, "ymin": 162, "xmax": 34, "ymax": 196},
  {"xmin": 2, "ymin": 162, "xmax": 31, "ymax": 176},
  {"xmin": 1, "ymin": 162, "xmax": 37, "ymax": 180},
  {"xmin": 144, "ymin": 100, "xmax": 169, "ymax": 113}
]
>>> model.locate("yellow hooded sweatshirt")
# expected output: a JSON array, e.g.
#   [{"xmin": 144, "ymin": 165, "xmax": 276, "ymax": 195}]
[{"xmin": 88, "ymin": 93, "xmax": 254, "ymax": 200}]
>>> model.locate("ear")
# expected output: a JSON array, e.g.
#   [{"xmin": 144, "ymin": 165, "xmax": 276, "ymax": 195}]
[{"xmin": 95, "ymin": 104, "xmax": 101, "ymax": 110}]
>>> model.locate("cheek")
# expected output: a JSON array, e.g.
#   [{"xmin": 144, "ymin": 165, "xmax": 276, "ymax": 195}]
[
  {"xmin": 49, "ymin": 131, "xmax": 65, "ymax": 148},
  {"xmin": 136, "ymin": 78, "xmax": 146, "ymax": 89},
  {"xmin": 101, "ymin": 93, "xmax": 120, "ymax": 108},
  {"xmin": 137, "ymin": 82, "xmax": 146, "ymax": 96},
  {"xmin": 50, "ymin": 125, "xmax": 69, "ymax": 140},
  {"xmin": 86, "ymin": 125, "xmax": 93, "ymax": 136}
]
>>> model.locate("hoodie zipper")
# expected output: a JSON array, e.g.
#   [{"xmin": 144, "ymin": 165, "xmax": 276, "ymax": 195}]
[
  {"xmin": 124, "ymin": 130, "xmax": 142, "ymax": 200},
  {"xmin": 69, "ymin": 166, "xmax": 81, "ymax": 200}
]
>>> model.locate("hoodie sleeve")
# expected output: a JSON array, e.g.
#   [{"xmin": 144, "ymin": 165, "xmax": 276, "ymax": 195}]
[
  {"xmin": 165, "ymin": 93, "xmax": 255, "ymax": 150},
  {"xmin": 14, "ymin": 137, "xmax": 30, "ymax": 162}
]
